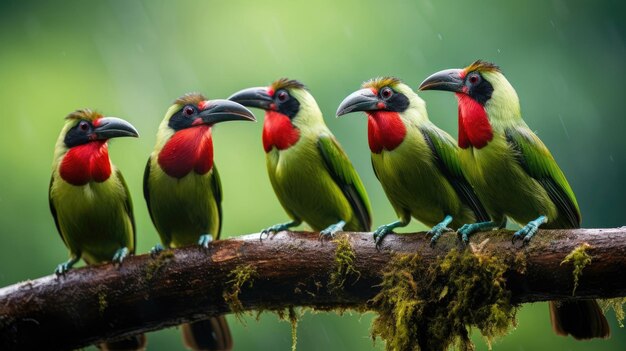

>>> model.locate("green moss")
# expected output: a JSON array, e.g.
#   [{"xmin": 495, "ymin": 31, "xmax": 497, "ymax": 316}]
[
  {"xmin": 145, "ymin": 250, "xmax": 174, "ymax": 281},
  {"xmin": 98, "ymin": 289, "xmax": 108, "ymax": 315},
  {"xmin": 370, "ymin": 250, "xmax": 516, "ymax": 351},
  {"xmin": 599, "ymin": 298, "xmax": 626, "ymax": 327},
  {"xmin": 223, "ymin": 264, "xmax": 258, "ymax": 323},
  {"xmin": 560, "ymin": 243, "xmax": 592, "ymax": 296},
  {"xmin": 329, "ymin": 234, "xmax": 361, "ymax": 292}
]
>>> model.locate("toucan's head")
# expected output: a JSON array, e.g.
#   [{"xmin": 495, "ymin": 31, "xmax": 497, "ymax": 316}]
[
  {"xmin": 418, "ymin": 60, "xmax": 520, "ymax": 122},
  {"xmin": 56, "ymin": 109, "xmax": 138, "ymax": 155},
  {"xmin": 157, "ymin": 92, "xmax": 255, "ymax": 142},
  {"xmin": 228, "ymin": 78, "xmax": 323, "ymax": 126},
  {"xmin": 336, "ymin": 76, "xmax": 428, "ymax": 123}
]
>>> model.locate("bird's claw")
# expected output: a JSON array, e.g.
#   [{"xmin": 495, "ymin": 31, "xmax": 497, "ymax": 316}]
[
  {"xmin": 512, "ymin": 223, "xmax": 539, "ymax": 245},
  {"xmin": 372, "ymin": 225, "xmax": 393, "ymax": 249},
  {"xmin": 456, "ymin": 224, "xmax": 474, "ymax": 245},
  {"xmin": 112, "ymin": 247, "xmax": 129, "ymax": 265},
  {"xmin": 428, "ymin": 225, "xmax": 452, "ymax": 247},
  {"xmin": 55, "ymin": 263, "xmax": 70, "ymax": 276},
  {"xmin": 150, "ymin": 243, "xmax": 165, "ymax": 256},
  {"xmin": 260, "ymin": 223, "xmax": 292, "ymax": 240},
  {"xmin": 198, "ymin": 234, "xmax": 213, "ymax": 249},
  {"xmin": 320, "ymin": 224, "xmax": 343, "ymax": 240}
]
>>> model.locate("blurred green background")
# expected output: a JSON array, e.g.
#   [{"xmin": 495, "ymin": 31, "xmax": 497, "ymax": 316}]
[{"xmin": 1, "ymin": 0, "xmax": 624, "ymax": 350}]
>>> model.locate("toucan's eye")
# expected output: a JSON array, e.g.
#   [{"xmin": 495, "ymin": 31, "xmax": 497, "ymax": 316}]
[
  {"xmin": 468, "ymin": 73, "xmax": 481, "ymax": 85},
  {"xmin": 276, "ymin": 90, "xmax": 289, "ymax": 102},
  {"xmin": 183, "ymin": 106, "xmax": 195, "ymax": 116},
  {"xmin": 380, "ymin": 87, "xmax": 393, "ymax": 100},
  {"xmin": 79, "ymin": 121, "xmax": 89, "ymax": 132}
]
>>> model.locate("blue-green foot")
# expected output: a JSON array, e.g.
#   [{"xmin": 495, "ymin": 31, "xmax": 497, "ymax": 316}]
[
  {"xmin": 320, "ymin": 220, "xmax": 346, "ymax": 239},
  {"xmin": 457, "ymin": 221, "xmax": 498, "ymax": 245},
  {"xmin": 198, "ymin": 234, "xmax": 213, "ymax": 249},
  {"xmin": 373, "ymin": 220, "xmax": 407, "ymax": 248},
  {"xmin": 55, "ymin": 256, "xmax": 79, "ymax": 275},
  {"xmin": 260, "ymin": 220, "xmax": 301, "ymax": 240},
  {"xmin": 512, "ymin": 215, "xmax": 547, "ymax": 244},
  {"xmin": 428, "ymin": 215, "xmax": 453, "ymax": 247},
  {"xmin": 150, "ymin": 243, "xmax": 165, "ymax": 256},
  {"xmin": 112, "ymin": 247, "xmax": 129, "ymax": 265}
]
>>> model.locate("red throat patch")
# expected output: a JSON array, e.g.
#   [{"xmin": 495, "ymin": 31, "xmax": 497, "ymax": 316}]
[
  {"xmin": 456, "ymin": 93, "xmax": 493, "ymax": 149},
  {"xmin": 366, "ymin": 111, "xmax": 407, "ymax": 153},
  {"xmin": 158, "ymin": 125, "xmax": 214, "ymax": 178},
  {"xmin": 262, "ymin": 110, "xmax": 300, "ymax": 152},
  {"xmin": 60, "ymin": 141, "xmax": 112, "ymax": 186}
]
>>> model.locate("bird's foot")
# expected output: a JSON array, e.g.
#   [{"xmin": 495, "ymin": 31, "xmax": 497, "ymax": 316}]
[
  {"xmin": 428, "ymin": 215, "xmax": 453, "ymax": 247},
  {"xmin": 260, "ymin": 221, "xmax": 298, "ymax": 240},
  {"xmin": 320, "ymin": 220, "xmax": 346, "ymax": 240},
  {"xmin": 198, "ymin": 234, "xmax": 213, "ymax": 249},
  {"xmin": 112, "ymin": 247, "xmax": 129, "ymax": 265},
  {"xmin": 428, "ymin": 224, "xmax": 453, "ymax": 247},
  {"xmin": 55, "ymin": 257, "xmax": 79, "ymax": 276},
  {"xmin": 512, "ymin": 216, "xmax": 547, "ymax": 244},
  {"xmin": 150, "ymin": 243, "xmax": 165, "ymax": 256},
  {"xmin": 373, "ymin": 224, "xmax": 396, "ymax": 248},
  {"xmin": 457, "ymin": 221, "xmax": 496, "ymax": 245}
]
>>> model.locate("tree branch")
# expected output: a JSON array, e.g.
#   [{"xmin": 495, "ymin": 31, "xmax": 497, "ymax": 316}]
[{"xmin": 1, "ymin": 228, "xmax": 625, "ymax": 350}]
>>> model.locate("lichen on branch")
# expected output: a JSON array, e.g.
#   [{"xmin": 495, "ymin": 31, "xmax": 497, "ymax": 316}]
[{"xmin": 560, "ymin": 243, "xmax": 592, "ymax": 296}]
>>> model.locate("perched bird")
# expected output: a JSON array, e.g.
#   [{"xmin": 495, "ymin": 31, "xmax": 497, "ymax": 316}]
[
  {"xmin": 144, "ymin": 93, "xmax": 255, "ymax": 351},
  {"xmin": 336, "ymin": 77, "xmax": 489, "ymax": 246},
  {"xmin": 49, "ymin": 109, "xmax": 145, "ymax": 350},
  {"xmin": 419, "ymin": 60, "xmax": 609, "ymax": 339},
  {"xmin": 229, "ymin": 79, "xmax": 372, "ymax": 237}
]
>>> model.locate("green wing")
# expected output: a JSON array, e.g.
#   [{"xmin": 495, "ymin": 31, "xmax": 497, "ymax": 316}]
[
  {"xmin": 48, "ymin": 176, "xmax": 65, "ymax": 245},
  {"xmin": 116, "ymin": 169, "xmax": 136, "ymax": 253},
  {"xmin": 505, "ymin": 127, "xmax": 581, "ymax": 228},
  {"xmin": 421, "ymin": 127, "xmax": 490, "ymax": 222},
  {"xmin": 317, "ymin": 134, "xmax": 372, "ymax": 231},
  {"xmin": 143, "ymin": 157, "xmax": 157, "ymax": 230},
  {"xmin": 210, "ymin": 165, "xmax": 223, "ymax": 239}
]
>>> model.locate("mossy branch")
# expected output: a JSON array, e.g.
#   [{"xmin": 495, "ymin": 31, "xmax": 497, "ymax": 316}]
[{"xmin": 1, "ymin": 228, "xmax": 626, "ymax": 350}]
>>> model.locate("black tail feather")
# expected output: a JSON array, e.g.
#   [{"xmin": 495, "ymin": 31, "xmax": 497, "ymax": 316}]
[
  {"xmin": 549, "ymin": 300, "xmax": 610, "ymax": 340},
  {"xmin": 182, "ymin": 316, "xmax": 232, "ymax": 351}
]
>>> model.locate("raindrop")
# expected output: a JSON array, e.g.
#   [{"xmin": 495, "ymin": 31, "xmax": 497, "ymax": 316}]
[
  {"xmin": 558, "ymin": 114, "xmax": 570, "ymax": 139},
  {"xmin": 437, "ymin": 33, "xmax": 443, "ymax": 40},
  {"xmin": 497, "ymin": 49, "xmax": 501, "ymax": 53},
  {"xmin": 609, "ymin": 155, "xmax": 614, "ymax": 162}
]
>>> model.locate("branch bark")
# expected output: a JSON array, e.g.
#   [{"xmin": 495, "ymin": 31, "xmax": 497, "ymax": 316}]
[{"xmin": 1, "ymin": 228, "xmax": 626, "ymax": 350}]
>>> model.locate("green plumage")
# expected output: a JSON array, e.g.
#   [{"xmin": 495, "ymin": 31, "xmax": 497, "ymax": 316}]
[
  {"xmin": 50, "ymin": 168, "xmax": 135, "ymax": 264},
  {"xmin": 266, "ymin": 132, "xmax": 371, "ymax": 231},
  {"xmin": 144, "ymin": 159, "xmax": 222, "ymax": 247}
]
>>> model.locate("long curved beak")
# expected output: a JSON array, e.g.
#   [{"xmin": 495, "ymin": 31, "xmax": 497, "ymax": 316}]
[
  {"xmin": 228, "ymin": 87, "xmax": 273, "ymax": 110},
  {"xmin": 418, "ymin": 68, "xmax": 464, "ymax": 93},
  {"xmin": 198, "ymin": 99, "xmax": 256, "ymax": 124},
  {"xmin": 94, "ymin": 117, "xmax": 139, "ymax": 139},
  {"xmin": 336, "ymin": 88, "xmax": 380, "ymax": 117}
]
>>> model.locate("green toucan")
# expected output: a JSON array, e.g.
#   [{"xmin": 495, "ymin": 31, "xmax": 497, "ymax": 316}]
[
  {"xmin": 144, "ymin": 93, "xmax": 255, "ymax": 351},
  {"xmin": 49, "ymin": 109, "xmax": 146, "ymax": 350},
  {"xmin": 419, "ymin": 60, "xmax": 609, "ymax": 339},
  {"xmin": 336, "ymin": 77, "xmax": 489, "ymax": 246},
  {"xmin": 229, "ymin": 79, "xmax": 372, "ymax": 237}
]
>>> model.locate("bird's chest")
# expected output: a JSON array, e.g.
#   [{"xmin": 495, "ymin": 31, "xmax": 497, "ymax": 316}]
[
  {"xmin": 158, "ymin": 126, "xmax": 214, "ymax": 179},
  {"xmin": 262, "ymin": 111, "xmax": 300, "ymax": 152}
]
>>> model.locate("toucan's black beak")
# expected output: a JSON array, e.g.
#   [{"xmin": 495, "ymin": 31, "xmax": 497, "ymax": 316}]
[
  {"xmin": 227, "ymin": 87, "xmax": 273, "ymax": 111},
  {"xmin": 336, "ymin": 88, "xmax": 380, "ymax": 117},
  {"xmin": 198, "ymin": 99, "xmax": 256, "ymax": 125},
  {"xmin": 419, "ymin": 68, "xmax": 464, "ymax": 93},
  {"xmin": 94, "ymin": 117, "xmax": 139, "ymax": 140}
]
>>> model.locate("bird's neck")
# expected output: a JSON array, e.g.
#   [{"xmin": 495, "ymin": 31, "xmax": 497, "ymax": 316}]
[
  {"xmin": 366, "ymin": 111, "xmax": 407, "ymax": 153},
  {"xmin": 262, "ymin": 110, "xmax": 300, "ymax": 152},
  {"xmin": 158, "ymin": 125, "xmax": 214, "ymax": 178},
  {"xmin": 59, "ymin": 141, "xmax": 112, "ymax": 186},
  {"xmin": 456, "ymin": 93, "xmax": 493, "ymax": 149}
]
